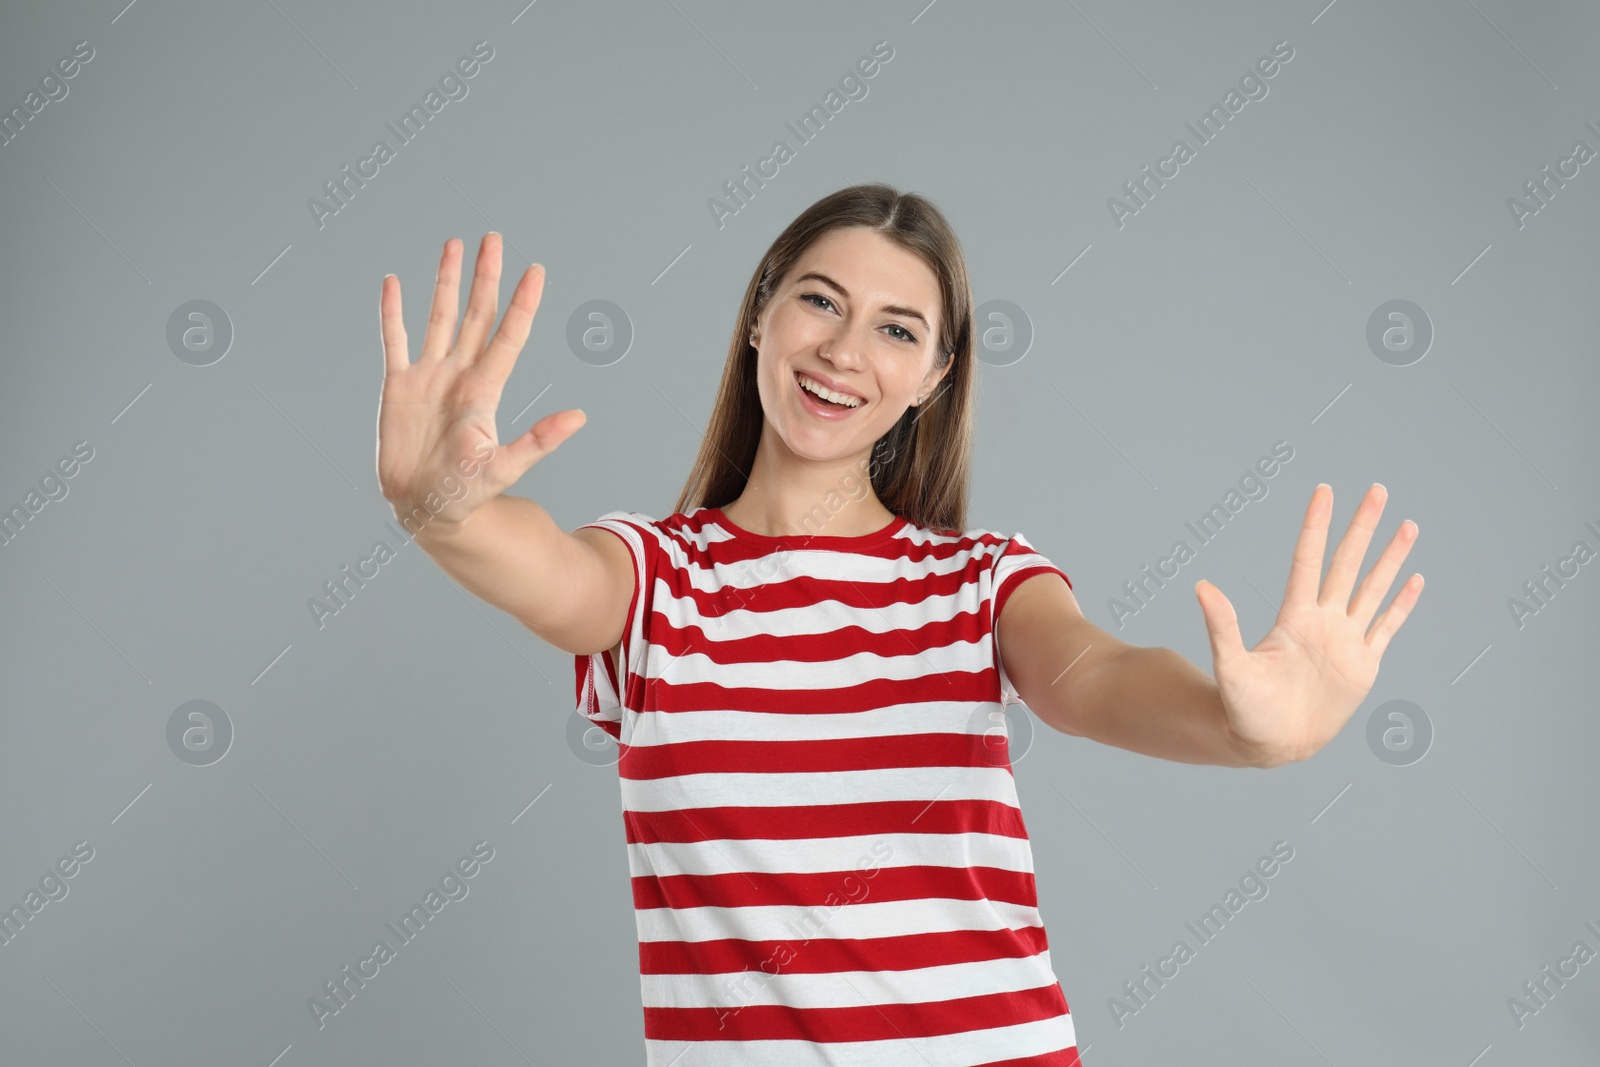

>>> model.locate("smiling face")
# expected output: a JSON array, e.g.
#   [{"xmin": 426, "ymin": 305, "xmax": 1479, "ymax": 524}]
[{"xmin": 748, "ymin": 225, "xmax": 950, "ymax": 466}]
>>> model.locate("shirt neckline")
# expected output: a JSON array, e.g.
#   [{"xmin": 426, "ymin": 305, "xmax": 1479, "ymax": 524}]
[{"xmin": 704, "ymin": 504, "xmax": 910, "ymax": 549}]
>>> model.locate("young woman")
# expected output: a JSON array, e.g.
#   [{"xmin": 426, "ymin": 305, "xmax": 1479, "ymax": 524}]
[{"xmin": 376, "ymin": 184, "xmax": 1423, "ymax": 1066}]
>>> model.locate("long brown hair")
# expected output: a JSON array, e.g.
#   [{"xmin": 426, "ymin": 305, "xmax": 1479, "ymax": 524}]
[{"xmin": 671, "ymin": 183, "xmax": 976, "ymax": 534}]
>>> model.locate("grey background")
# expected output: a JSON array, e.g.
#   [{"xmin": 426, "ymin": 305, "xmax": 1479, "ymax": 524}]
[{"xmin": 2, "ymin": 0, "xmax": 1597, "ymax": 1063}]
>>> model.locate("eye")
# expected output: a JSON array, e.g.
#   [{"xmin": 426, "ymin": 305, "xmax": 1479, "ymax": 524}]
[{"xmin": 801, "ymin": 293, "xmax": 918, "ymax": 345}]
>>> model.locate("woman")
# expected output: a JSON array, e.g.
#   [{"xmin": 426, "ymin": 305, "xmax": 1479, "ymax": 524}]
[{"xmin": 376, "ymin": 184, "xmax": 1422, "ymax": 1065}]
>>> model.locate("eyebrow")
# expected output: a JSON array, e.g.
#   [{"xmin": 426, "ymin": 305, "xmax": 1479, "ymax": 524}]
[{"xmin": 791, "ymin": 271, "xmax": 932, "ymax": 333}]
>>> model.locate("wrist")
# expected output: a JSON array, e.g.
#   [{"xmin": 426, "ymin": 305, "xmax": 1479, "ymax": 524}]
[
  {"xmin": 1226, "ymin": 724, "xmax": 1299, "ymax": 769},
  {"xmin": 395, "ymin": 497, "xmax": 481, "ymax": 546}
]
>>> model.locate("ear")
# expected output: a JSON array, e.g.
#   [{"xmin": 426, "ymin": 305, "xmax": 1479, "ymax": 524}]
[{"xmin": 915, "ymin": 358, "xmax": 951, "ymax": 405}]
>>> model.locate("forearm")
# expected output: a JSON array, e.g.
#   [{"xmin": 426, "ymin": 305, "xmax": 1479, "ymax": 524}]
[
  {"xmin": 1069, "ymin": 645, "xmax": 1264, "ymax": 768},
  {"xmin": 408, "ymin": 493, "xmax": 589, "ymax": 636}
]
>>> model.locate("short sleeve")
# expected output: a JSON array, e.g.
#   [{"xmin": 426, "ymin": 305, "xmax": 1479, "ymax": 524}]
[
  {"xmin": 572, "ymin": 511, "xmax": 658, "ymax": 741},
  {"xmin": 989, "ymin": 532, "xmax": 1072, "ymax": 707}
]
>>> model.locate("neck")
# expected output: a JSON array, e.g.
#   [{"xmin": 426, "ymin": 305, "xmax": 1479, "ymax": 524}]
[{"xmin": 721, "ymin": 436, "xmax": 892, "ymax": 538}]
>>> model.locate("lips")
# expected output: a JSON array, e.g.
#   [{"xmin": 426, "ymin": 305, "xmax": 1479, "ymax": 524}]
[
  {"xmin": 795, "ymin": 369, "xmax": 865, "ymax": 402},
  {"xmin": 794, "ymin": 371, "xmax": 863, "ymax": 419}
]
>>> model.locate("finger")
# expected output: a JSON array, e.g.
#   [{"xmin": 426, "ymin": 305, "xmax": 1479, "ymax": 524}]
[
  {"xmin": 380, "ymin": 273, "xmax": 409, "ymax": 377},
  {"xmin": 453, "ymin": 232, "xmax": 503, "ymax": 360},
  {"xmin": 498, "ymin": 408, "xmax": 587, "ymax": 483},
  {"xmin": 418, "ymin": 237, "xmax": 463, "ymax": 363},
  {"xmin": 474, "ymin": 264, "xmax": 546, "ymax": 385},
  {"xmin": 1320, "ymin": 483, "xmax": 1387, "ymax": 609},
  {"xmin": 1348, "ymin": 518, "xmax": 1419, "ymax": 627},
  {"xmin": 1283, "ymin": 483, "xmax": 1332, "ymax": 607},
  {"xmin": 1366, "ymin": 573, "xmax": 1423, "ymax": 658},
  {"xmin": 1196, "ymin": 579, "xmax": 1248, "ymax": 670}
]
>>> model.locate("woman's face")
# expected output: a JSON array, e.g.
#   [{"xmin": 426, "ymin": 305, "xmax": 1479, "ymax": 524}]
[{"xmin": 749, "ymin": 226, "xmax": 949, "ymax": 464}]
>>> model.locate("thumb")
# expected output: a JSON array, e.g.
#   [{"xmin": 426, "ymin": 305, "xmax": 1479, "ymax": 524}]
[
  {"xmin": 499, "ymin": 408, "xmax": 587, "ymax": 481},
  {"xmin": 1195, "ymin": 579, "xmax": 1247, "ymax": 671}
]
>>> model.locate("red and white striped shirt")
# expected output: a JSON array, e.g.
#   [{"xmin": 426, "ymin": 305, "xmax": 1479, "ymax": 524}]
[{"xmin": 573, "ymin": 504, "xmax": 1079, "ymax": 1066}]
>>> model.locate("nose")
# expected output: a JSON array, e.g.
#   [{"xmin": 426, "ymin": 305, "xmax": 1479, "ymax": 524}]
[{"xmin": 819, "ymin": 321, "xmax": 869, "ymax": 370}]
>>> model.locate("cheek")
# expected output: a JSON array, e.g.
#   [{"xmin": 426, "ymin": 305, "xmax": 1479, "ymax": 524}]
[{"xmin": 757, "ymin": 355, "xmax": 791, "ymax": 417}]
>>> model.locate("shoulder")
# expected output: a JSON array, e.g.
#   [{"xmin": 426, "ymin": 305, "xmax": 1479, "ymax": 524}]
[
  {"xmin": 890, "ymin": 522, "xmax": 1014, "ymax": 580},
  {"xmin": 576, "ymin": 507, "xmax": 719, "ymax": 565},
  {"xmin": 580, "ymin": 508, "xmax": 705, "ymax": 539},
  {"xmin": 928, "ymin": 523, "xmax": 1017, "ymax": 564},
  {"xmin": 927, "ymin": 524, "xmax": 1073, "ymax": 594}
]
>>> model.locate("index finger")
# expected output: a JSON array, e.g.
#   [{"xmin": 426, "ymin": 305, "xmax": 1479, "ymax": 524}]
[{"xmin": 475, "ymin": 263, "xmax": 547, "ymax": 385}]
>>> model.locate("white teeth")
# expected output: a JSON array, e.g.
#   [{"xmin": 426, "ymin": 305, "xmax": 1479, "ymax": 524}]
[{"xmin": 797, "ymin": 373, "xmax": 861, "ymax": 408}]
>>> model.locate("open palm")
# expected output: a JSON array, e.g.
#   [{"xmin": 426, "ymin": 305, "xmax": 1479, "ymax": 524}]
[
  {"xmin": 1194, "ymin": 483, "xmax": 1424, "ymax": 768},
  {"xmin": 377, "ymin": 233, "xmax": 586, "ymax": 527}
]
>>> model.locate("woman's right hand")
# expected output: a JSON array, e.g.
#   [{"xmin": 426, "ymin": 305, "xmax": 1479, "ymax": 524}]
[{"xmin": 377, "ymin": 233, "xmax": 586, "ymax": 529}]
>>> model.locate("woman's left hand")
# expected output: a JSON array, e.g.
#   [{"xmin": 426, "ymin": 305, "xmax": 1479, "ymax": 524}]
[{"xmin": 1193, "ymin": 483, "xmax": 1424, "ymax": 768}]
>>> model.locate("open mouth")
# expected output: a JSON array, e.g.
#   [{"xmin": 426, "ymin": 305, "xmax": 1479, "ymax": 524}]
[{"xmin": 794, "ymin": 371, "xmax": 863, "ymax": 414}]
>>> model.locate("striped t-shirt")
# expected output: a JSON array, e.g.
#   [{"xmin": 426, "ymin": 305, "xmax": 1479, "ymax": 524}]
[{"xmin": 572, "ymin": 504, "xmax": 1079, "ymax": 1066}]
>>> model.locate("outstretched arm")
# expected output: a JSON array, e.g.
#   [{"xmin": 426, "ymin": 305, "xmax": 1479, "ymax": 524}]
[
  {"xmin": 997, "ymin": 576, "xmax": 1257, "ymax": 766},
  {"xmin": 996, "ymin": 484, "xmax": 1423, "ymax": 769}
]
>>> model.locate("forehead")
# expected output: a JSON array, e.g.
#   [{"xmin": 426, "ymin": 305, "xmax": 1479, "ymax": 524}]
[{"xmin": 785, "ymin": 227, "xmax": 941, "ymax": 321}]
